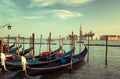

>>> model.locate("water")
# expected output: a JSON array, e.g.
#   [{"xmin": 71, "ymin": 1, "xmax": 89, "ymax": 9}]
[{"xmin": 0, "ymin": 40, "xmax": 120, "ymax": 79}]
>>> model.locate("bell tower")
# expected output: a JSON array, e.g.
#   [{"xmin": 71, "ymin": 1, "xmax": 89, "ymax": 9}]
[{"xmin": 80, "ymin": 24, "xmax": 83, "ymax": 36}]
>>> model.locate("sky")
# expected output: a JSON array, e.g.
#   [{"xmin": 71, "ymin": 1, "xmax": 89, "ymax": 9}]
[{"xmin": 0, "ymin": 0, "xmax": 120, "ymax": 38}]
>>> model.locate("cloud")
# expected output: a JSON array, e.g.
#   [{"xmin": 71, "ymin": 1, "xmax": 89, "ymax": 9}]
[
  {"xmin": 0, "ymin": 0, "xmax": 20, "ymax": 22},
  {"xmin": 51, "ymin": 10, "xmax": 82, "ymax": 20},
  {"xmin": 29, "ymin": 0, "xmax": 91, "ymax": 7},
  {"xmin": 0, "ymin": 0, "xmax": 43, "ymax": 23},
  {"xmin": 8, "ymin": 16, "xmax": 43, "ymax": 23},
  {"xmin": 0, "ymin": 0, "xmax": 18, "ymax": 12},
  {"xmin": 62, "ymin": 0, "xmax": 91, "ymax": 5},
  {"xmin": 22, "ymin": 16, "xmax": 43, "ymax": 20},
  {"xmin": 29, "ymin": 0, "xmax": 56, "ymax": 7}
]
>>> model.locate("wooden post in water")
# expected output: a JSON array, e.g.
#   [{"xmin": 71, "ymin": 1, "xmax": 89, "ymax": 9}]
[
  {"xmin": 71, "ymin": 31, "xmax": 75, "ymax": 55},
  {"xmin": 70, "ymin": 31, "xmax": 75, "ymax": 72},
  {"xmin": 39, "ymin": 34, "xmax": 42, "ymax": 56},
  {"xmin": 79, "ymin": 25, "xmax": 82, "ymax": 52},
  {"xmin": 7, "ymin": 35, "xmax": 10, "ymax": 53},
  {"xmin": 1, "ymin": 38, "xmax": 4, "ymax": 53},
  {"xmin": 87, "ymin": 33, "xmax": 90, "ymax": 62},
  {"xmin": 29, "ymin": 36, "xmax": 32, "ymax": 58},
  {"xmin": 32, "ymin": 33, "xmax": 35, "ymax": 60},
  {"xmin": 48, "ymin": 32, "xmax": 51, "ymax": 52},
  {"xmin": 22, "ymin": 37, "xmax": 25, "ymax": 55},
  {"xmin": 61, "ymin": 37, "xmax": 64, "ymax": 53},
  {"xmin": 48, "ymin": 32, "xmax": 51, "ymax": 64},
  {"xmin": 17, "ymin": 35, "xmax": 20, "ymax": 57},
  {"xmin": 59, "ymin": 35, "xmax": 61, "ymax": 47},
  {"xmin": 14, "ymin": 37, "xmax": 17, "ymax": 48},
  {"xmin": 105, "ymin": 36, "xmax": 108, "ymax": 66}
]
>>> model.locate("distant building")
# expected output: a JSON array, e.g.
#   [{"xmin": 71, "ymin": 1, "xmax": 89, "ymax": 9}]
[
  {"xmin": 100, "ymin": 35, "xmax": 120, "ymax": 40},
  {"xmin": 79, "ymin": 26, "xmax": 96, "ymax": 40},
  {"xmin": 82, "ymin": 30, "xmax": 95, "ymax": 40},
  {"xmin": 67, "ymin": 25, "xmax": 98, "ymax": 40}
]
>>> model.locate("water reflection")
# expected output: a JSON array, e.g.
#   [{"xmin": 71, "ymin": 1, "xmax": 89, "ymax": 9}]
[{"xmin": 40, "ymin": 61, "xmax": 85, "ymax": 79}]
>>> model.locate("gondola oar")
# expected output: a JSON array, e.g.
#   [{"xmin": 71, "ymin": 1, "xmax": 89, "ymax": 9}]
[
  {"xmin": 21, "ymin": 56, "xmax": 29, "ymax": 78},
  {"xmin": 1, "ymin": 53, "xmax": 8, "ymax": 71}
]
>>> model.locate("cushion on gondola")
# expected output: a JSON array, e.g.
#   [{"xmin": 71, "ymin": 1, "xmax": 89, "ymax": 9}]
[
  {"xmin": 42, "ymin": 52, "xmax": 50, "ymax": 56},
  {"xmin": 56, "ymin": 53, "xmax": 64, "ymax": 56}
]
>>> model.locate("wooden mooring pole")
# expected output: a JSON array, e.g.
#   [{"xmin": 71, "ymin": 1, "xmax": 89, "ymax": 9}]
[
  {"xmin": 105, "ymin": 36, "xmax": 108, "ymax": 66},
  {"xmin": 7, "ymin": 35, "xmax": 10, "ymax": 54},
  {"xmin": 30, "ymin": 33, "xmax": 35, "ymax": 60},
  {"xmin": 87, "ymin": 34, "xmax": 90, "ymax": 62},
  {"xmin": 17, "ymin": 34, "xmax": 20, "ymax": 57},
  {"xmin": 39, "ymin": 34, "xmax": 42, "ymax": 55}
]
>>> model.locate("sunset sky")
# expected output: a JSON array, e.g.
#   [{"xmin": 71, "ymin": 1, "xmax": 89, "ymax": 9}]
[{"xmin": 0, "ymin": 0, "xmax": 120, "ymax": 38}]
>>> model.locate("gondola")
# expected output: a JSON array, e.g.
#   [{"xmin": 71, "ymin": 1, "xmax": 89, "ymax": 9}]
[
  {"xmin": 34, "ymin": 46, "xmax": 62, "ymax": 60},
  {"xmin": 0, "ymin": 46, "xmax": 32, "ymax": 68},
  {"xmin": 19, "ymin": 47, "xmax": 33, "ymax": 56},
  {"xmin": 8, "ymin": 44, "xmax": 22, "ymax": 54},
  {"xmin": 1, "ymin": 46, "xmax": 63, "ymax": 71},
  {"xmin": 7, "ymin": 47, "xmax": 33, "ymax": 61},
  {"xmin": 21, "ymin": 45, "xmax": 87, "ymax": 76},
  {"xmin": 0, "ymin": 43, "xmax": 15, "ymax": 53},
  {"xmin": 8, "ymin": 43, "xmax": 15, "ymax": 50}
]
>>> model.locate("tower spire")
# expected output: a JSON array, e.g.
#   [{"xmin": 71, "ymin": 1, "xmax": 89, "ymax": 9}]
[{"xmin": 80, "ymin": 24, "xmax": 83, "ymax": 36}]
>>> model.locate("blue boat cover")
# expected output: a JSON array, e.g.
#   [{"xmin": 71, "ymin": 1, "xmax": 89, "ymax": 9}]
[
  {"xmin": 8, "ymin": 59, "xmax": 40, "ymax": 65},
  {"xmin": 72, "ymin": 57, "xmax": 79, "ymax": 62},
  {"xmin": 27, "ymin": 59, "xmax": 40, "ymax": 64},
  {"xmin": 60, "ymin": 59, "xmax": 67, "ymax": 64},
  {"xmin": 9, "ymin": 50, "xmax": 17, "ymax": 54}
]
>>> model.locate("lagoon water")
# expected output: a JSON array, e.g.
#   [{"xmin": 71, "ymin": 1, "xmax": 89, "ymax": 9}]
[{"xmin": 0, "ymin": 40, "xmax": 120, "ymax": 79}]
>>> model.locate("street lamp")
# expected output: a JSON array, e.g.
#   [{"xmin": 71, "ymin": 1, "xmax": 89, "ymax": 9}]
[{"xmin": 0, "ymin": 24, "xmax": 12, "ymax": 30}]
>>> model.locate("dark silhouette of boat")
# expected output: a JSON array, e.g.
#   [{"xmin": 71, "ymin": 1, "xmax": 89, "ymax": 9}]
[{"xmin": 22, "ymin": 46, "xmax": 87, "ymax": 76}]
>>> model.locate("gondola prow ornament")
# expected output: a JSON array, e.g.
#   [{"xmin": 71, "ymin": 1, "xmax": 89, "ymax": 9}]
[
  {"xmin": 1, "ymin": 53, "xmax": 8, "ymax": 71},
  {"xmin": 21, "ymin": 56, "xmax": 30, "ymax": 78}
]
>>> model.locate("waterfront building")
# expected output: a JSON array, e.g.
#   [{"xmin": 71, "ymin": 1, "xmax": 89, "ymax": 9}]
[
  {"xmin": 67, "ymin": 26, "xmax": 97, "ymax": 40},
  {"xmin": 100, "ymin": 35, "xmax": 120, "ymax": 40}
]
